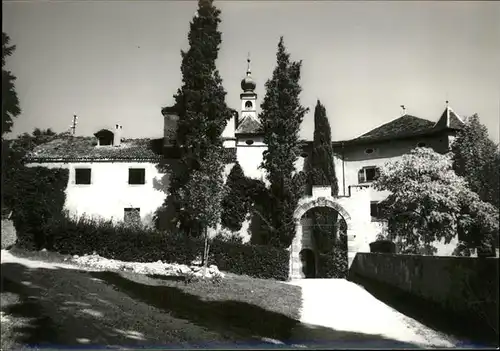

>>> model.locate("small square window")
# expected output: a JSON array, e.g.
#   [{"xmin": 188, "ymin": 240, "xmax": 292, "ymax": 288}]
[
  {"xmin": 124, "ymin": 208, "xmax": 141, "ymax": 226},
  {"xmin": 75, "ymin": 168, "xmax": 91, "ymax": 185},
  {"xmin": 128, "ymin": 168, "xmax": 145, "ymax": 185},
  {"xmin": 358, "ymin": 166, "xmax": 379, "ymax": 183}
]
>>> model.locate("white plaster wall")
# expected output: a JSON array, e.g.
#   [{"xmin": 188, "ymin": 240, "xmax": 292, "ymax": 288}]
[
  {"xmin": 222, "ymin": 114, "xmax": 236, "ymax": 139},
  {"xmin": 236, "ymin": 136, "xmax": 267, "ymax": 180},
  {"xmin": 340, "ymin": 135, "xmax": 447, "ymax": 202},
  {"xmin": 26, "ymin": 162, "xmax": 166, "ymax": 226}
]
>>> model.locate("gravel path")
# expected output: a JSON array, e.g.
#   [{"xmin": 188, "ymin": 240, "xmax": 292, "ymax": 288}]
[{"xmin": 287, "ymin": 279, "xmax": 459, "ymax": 348}]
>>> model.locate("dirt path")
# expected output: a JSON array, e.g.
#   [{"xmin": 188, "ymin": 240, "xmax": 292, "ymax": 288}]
[{"xmin": 288, "ymin": 279, "xmax": 459, "ymax": 348}]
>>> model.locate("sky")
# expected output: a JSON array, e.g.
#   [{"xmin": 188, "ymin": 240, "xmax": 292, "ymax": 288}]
[{"xmin": 3, "ymin": 0, "xmax": 500, "ymax": 142}]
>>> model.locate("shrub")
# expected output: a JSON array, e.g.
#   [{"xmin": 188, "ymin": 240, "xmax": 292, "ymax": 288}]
[
  {"xmin": 42, "ymin": 215, "xmax": 290, "ymax": 281},
  {"xmin": 209, "ymin": 240, "xmax": 290, "ymax": 280},
  {"xmin": 369, "ymin": 240, "xmax": 396, "ymax": 253},
  {"xmin": 317, "ymin": 247, "xmax": 348, "ymax": 278},
  {"xmin": 9, "ymin": 166, "xmax": 68, "ymax": 250}
]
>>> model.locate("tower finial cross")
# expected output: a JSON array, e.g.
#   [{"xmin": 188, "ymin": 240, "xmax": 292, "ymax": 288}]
[{"xmin": 246, "ymin": 52, "xmax": 251, "ymax": 76}]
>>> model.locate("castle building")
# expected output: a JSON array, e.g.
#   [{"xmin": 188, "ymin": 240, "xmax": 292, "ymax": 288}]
[{"xmin": 25, "ymin": 59, "xmax": 465, "ymax": 263}]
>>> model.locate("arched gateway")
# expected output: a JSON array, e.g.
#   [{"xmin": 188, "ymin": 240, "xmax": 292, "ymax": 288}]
[{"xmin": 288, "ymin": 185, "xmax": 374, "ymax": 280}]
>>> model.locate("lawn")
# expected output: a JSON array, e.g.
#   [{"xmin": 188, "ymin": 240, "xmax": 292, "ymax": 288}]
[{"xmin": 2, "ymin": 248, "xmax": 303, "ymax": 348}]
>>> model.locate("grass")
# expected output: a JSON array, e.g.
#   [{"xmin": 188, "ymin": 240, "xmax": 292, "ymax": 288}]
[{"xmin": 2, "ymin": 247, "xmax": 303, "ymax": 347}]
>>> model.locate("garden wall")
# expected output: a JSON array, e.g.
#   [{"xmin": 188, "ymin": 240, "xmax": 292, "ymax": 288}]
[{"xmin": 349, "ymin": 253, "xmax": 499, "ymax": 342}]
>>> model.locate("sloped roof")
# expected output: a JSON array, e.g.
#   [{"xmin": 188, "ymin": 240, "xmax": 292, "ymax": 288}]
[
  {"xmin": 235, "ymin": 115, "xmax": 263, "ymax": 135},
  {"xmin": 434, "ymin": 106, "xmax": 464, "ymax": 131},
  {"xmin": 25, "ymin": 136, "xmax": 163, "ymax": 162},
  {"xmin": 336, "ymin": 107, "xmax": 465, "ymax": 146},
  {"xmin": 347, "ymin": 115, "xmax": 435, "ymax": 143}
]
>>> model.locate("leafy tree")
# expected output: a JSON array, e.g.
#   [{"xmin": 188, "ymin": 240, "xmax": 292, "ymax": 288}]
[
  {"xmin": 180, "ymin": 147, "xmax": 227, "ymax": 270},
  {"xmin": 373, "ymin": 147, "xmax": 498, "ymax": 255},
  {"xmin": 452, "ymin": 114, "xmax": 500, "ymax": 209},
  {"xmin": 221, "ymin": 162, "xmax": 249, "ymax": 232},
  {"xmin": 163, "ymin": 0, "xmax": 233, "ymax": 237},
  {"xmin": 259, "ymin": 36, "xmax": 308, "ymax": 248},
  {"xmin": 308, "ymin": 100, "xmax": 342, "ymax": 253},
  {"xmin": 2, "ymin": 32, "xmax": 21, "ymax": 137}
]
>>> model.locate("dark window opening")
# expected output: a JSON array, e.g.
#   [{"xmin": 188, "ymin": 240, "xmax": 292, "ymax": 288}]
[
  {"xmin": 370, "ymin": 202, "xmax": 381, "ymax": 220},
  {"xmin": 75, "ymin": 168, "xmax": 91, "ymax": 185},
  {"xmin": 358, "ymin": 166, "xmax": 379, "ymax": 183},
  {"xmin": 128, "ymin": 168, "xmax": 145, "ymax": 185},
  {"xmin": 245, "ymin": 101, "xmax": 253, "ymax": 109},
  {"xmin": 245, "ymin": 139, "xmax": 254, "ymax": 145},
  {"xmin": 94, "ymin": 129, "xmax": 114, "ymax": 146},
  {"xmin": 124, "ymin": 208, "xmax": 141, "ymax": 226}
]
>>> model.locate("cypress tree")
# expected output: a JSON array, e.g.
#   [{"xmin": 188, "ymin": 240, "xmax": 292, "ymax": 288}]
[
  {"xmin": 309, "ymin": 100, "xmax": 341, "ymax": 253},
  {"xmin": 167, "ymin": 0, "xmax": 233, "ymax": 237},
  {"xmin": 259, "ymin": 37, "xmax": 308, "ymax": 248}
]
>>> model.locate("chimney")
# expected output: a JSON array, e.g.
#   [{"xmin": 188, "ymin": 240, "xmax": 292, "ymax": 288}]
[
  {"xmin": 114, "ymin": 124, "xmax": 122, "ymax": 147},
  {"xmin": 400, "ymin": 105, "xmax": 406, "ymax": 116}
]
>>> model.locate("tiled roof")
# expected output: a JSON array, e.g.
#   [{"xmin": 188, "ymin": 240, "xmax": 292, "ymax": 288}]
[
  {"xmin": 25, "ymin": 136, "xmax": 163, "ymax": 162},
  {"xmin": 335, "ymin": 108, "xmax": 464, "ymax": 146},
  {"xmin": 235, "ymin": 115, "xmax": 263, "ymax": 135},
  {"xmin": 347, "ymin": 115, "xmax": 435, "ymax": 144},
  {"xmin": 434, "ymin": 107, "xmax": 464, "ymax": 131}
]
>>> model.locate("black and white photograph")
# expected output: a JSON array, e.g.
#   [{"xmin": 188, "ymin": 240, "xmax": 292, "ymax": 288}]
[{"xmin": 1, "ymin": 0, "xmax": 499, "ymax": 349}]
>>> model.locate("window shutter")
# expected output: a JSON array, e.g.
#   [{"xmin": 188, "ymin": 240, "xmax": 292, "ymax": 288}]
[{"xmin": 358, "ymin": 169, "xmax": 365, "ymax": 183}]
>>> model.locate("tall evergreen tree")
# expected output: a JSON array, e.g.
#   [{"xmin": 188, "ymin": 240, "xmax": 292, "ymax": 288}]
[
  {"xmin": 309, "ymin": 100, "xmax": 341, "ymax": 253},
  {"xmin": 2, "ymin": 32, "xmax": 21, "ymax": 137},
  {"xmin": 310, "ymin": 100, "xmax": 338, "ymax": 194},
  {"xmin": 259, "ymin": 37, "xmax": 308, "ymax": 248},
  {"xmin": 166, "ymin": 0, "xmax": 233, "ymax": 237},
  {"xmin": 221, "ymin": 162, "xmax": 249, "ymax": 232},
  {"xmin": 452, "ymin": 114, "xmax": 499, "ymax": 209}
]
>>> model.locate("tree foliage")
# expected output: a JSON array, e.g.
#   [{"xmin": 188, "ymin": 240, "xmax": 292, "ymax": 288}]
[
  {"xmin": 373, "ymin": 147, "xmax": 499, "ymax": 254},
  {"xmin": 310, "ymin": 100, "xmax": 338, "ymax": 194},
  {"xmin": 259, "ymin": 36, "xmax": 308, "ymax": 248},
  {"xmin": 221, "ymin": 162, "xmax": 249, "ymax": 232},
  {"xmin": 164, "ymin": 0, "xmax": 233, "ymax": 237},
  {"xmin": 452, "ymin": 114, "xmax": 499, "ymax": 209},
  {"xmin": 308, "ymin": 100, "xmax": 342, "ymax": 253},
  {"xmin": 2, "ymin": 32, "xmax": 21, "ymax": 137}
]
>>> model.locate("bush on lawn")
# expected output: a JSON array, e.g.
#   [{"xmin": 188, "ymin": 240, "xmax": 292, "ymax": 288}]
[
  {"xmin": 317, "ymin": 247, "xmax": 348, "ymax": 278},
  {"xmin": 369, "ymin": 240, "xmax": 396, "ymax": 253},
  {"xmin": 42, "ymin": 215, "xmax": 290, "ymax": 280},
  {"xmin": 8, "ymin": 166, "xmax": 68, "ymax": 250},
  {"xmin": 209, "ymin": 240, "xmax": 289, "ymax": 281}
]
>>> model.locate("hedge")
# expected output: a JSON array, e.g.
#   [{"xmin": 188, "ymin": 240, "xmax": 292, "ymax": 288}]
[
  {"xmin": 7, "ymin": 166, "xmax": 68, "ymax": 250},
  {"xmin": 369, "ymin": 240, "xmax": 396, "ymax": 253},
  {"xmin": 38, "ymin": 216, "xmax": 290, "ymax": 281},
  {"xmin": 317, "ymin": 247, "xmax": 348, "ymax": 278}
]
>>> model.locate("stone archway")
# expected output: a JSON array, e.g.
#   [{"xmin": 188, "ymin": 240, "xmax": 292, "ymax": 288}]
[{"xmin": 289, "ymin": 187, "xmax": 356, "ymax": 280}]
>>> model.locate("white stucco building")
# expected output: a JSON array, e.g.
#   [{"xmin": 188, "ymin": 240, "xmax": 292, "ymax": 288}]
[{"xmin": 25, "ymin": 59, "xmax": 465, "ymax": 269}]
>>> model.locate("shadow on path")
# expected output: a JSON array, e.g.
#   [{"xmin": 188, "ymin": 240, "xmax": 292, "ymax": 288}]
[
  {"xmin": 349, "ymin": 274, "xmax": 498, "ymax": 348},
  {"xmin": 2, "ymin": 258, "xmax": 430, "ymax": 349}
]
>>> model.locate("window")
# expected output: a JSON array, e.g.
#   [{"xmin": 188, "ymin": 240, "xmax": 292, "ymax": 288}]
[
  {"xmin": 128, "ymin": 168, "xmax": 145, "ymax": 185},
  {"xmin": 365, "ymin": 148, "xmax": 374, "ymax": 154},
  {"xmin": 358, "ymin": 166, "xmax": 379, "ymax": 183},
  {"xmin": 75, "ymin": 168, "xmax": 91, "ymax": 185},
  {"xmin": 245, "ymin": 139, "xmax": 254, "ymax": 145},
  {"xmin": 370, "ymin": 202, "xmax": 381, "ymax": 220},
  {"xmin": 245, "ymin": 101, "xmax": 253, "ymax": 109},
  {"xmin": 417, "ymin": 142, "xmax": 426, "ymax": 148},
  {"xmin": 124, "ymin": 208, "xmax": 141, "ymax": 226}
]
